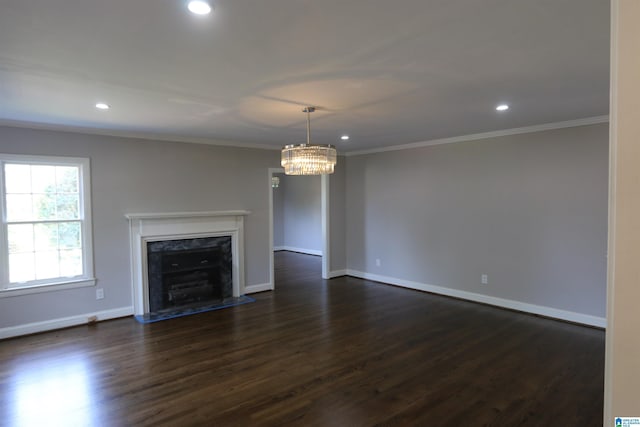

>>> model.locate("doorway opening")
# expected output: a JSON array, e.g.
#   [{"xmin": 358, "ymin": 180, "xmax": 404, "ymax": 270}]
[{"xmin": 268, "ymin": 167, "xmax": 330, "ymax": 289}]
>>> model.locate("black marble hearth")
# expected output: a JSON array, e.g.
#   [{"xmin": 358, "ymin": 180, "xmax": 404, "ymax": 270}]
[{"xmin": 134, "ymin": 295, "xmax": 255, "ymax": 324}]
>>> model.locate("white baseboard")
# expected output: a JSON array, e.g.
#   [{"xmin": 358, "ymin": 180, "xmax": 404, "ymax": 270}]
[
  {"xmin": 0, "ymin": 306, "xmax": 134, "ymax": 340},
  {"xmin": 274, "ymin": 246, "xmax": 323, "ymax": 256},
  {"xmin": 328, "ymin": 269, "xmax": 347, "ymax": 279},
  {"xmin": 244, "ymin": 283, "xmax": 273, "ymax": 294},
  {"xmin": 346, "ymin": 270, "xmax": 606, "ymax": 328}
]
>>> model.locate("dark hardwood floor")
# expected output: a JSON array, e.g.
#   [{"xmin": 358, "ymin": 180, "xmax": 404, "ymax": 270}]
[{"xmin": 0, "ymin": 251, "xmax": 605, "ymax": 426}]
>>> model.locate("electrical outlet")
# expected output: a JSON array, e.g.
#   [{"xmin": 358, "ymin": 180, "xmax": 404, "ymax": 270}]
[
  {"xmin": 375, "ymin": 258, "xmax": 381, "ymax": 267},
  {"xmin": 481, "ymin": 274, "xmax": 488, "ymax": 285},
  {"xmin": 96, "ymin": 288, "xmax": 105, "ymax": 300}
]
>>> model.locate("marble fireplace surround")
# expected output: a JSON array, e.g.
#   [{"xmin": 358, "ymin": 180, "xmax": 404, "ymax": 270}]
[{"xmin": 126, "ymin": 211, "xmax": 250, "ymax": 316}]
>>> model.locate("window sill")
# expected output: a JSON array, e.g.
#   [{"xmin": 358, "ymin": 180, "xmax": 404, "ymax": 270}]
[{"xmin": 0, "ymin": 278, "xmax": 97, "ymax": 298}]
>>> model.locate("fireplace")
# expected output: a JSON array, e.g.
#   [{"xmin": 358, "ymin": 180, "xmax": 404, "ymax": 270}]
[
  {"xmin": 147, "ymin": 236, "xmax": 232, "ymax": 313},
  {"xmin": 126, "ymin": 211, "xmax": 249, "ymax": 317}
]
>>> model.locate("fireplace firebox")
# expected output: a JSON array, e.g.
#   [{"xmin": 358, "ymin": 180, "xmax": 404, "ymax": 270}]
[{"xmin": 146, "ymin": 236, "xmax": 232, "ymax": 313}]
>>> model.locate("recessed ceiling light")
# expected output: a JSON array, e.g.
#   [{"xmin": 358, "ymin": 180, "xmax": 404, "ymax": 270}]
[
  {"xmin": 496, "ymin": 104, "xmax": 509, "ymax": 111},
  {"xmin": 341, "ymin": 135, "xmax": 350, "ymax": 141},
  {"xmin": 95, "ymin": 102, "xmax": 110, "ymax": 110},
  {"xmin": 188, "ymin": 1, "xmax": 212, "ymax": 15}
]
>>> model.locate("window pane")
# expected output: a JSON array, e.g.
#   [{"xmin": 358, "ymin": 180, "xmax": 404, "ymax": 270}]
[
  {"xmin": 8, "ymin": 224, "xmax": 34, "ymax": 253},
  {"xmin": 2, "ymin": 156, "xmax": 90, "ymax": 288},
  {"xmin": 56, "ymin": 194, "xmax": 80, "ymax": 219},
  {"xmin": 60, "ymin": 249, "xmax": 83, "ymax": 277},
  {"xmin": 4, "ymin": 164, "xmax": 31, "ymax": 194},
  {"xmin": 6, "ymin": 194, "xmax": 33, "ymax": 221},
  {"xmin": 56, "ymin": 166, "xmax": 79, "ymax": 193},
  {"xmin": 32, "ymin": 193, "xmax": 57, "ymax": 220},
  {"xmin": 35, "ymin": 251, "xmax": 60, "ymax": 280},
  {"xmin": 9, "ymin": 253, "xmax": 35, "ymax": 283},
  {"xmin": 34, "ymin": 223, "xmax": 59, "ymax": 251},
  {"xmin": 31, "ymin": 165, "xmax": 56, "ymax": 194},
  {"xmin": 59, "ymin": 222, "xmax": 81, "ymax": 249}
]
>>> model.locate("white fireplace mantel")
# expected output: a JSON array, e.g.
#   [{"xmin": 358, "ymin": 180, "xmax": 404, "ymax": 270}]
[{"xmin": 126, "ymin": 210, "xmax": 250, "ymax": 316}]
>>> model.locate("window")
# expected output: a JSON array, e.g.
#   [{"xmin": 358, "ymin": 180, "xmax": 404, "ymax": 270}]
[{"xmin": 0, "ymin": 154, "xmax": 94, "ymax": 296}]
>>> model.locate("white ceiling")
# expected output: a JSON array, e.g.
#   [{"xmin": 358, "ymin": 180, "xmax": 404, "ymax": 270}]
[{"xmin": 0, "ymin": 0, "xmax": 610, "ymax": 153}]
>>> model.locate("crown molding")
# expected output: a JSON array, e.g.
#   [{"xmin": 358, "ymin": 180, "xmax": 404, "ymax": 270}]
[
  {"xmin": 0, "ymin": 119, "xmax": 282, "ymax": 151},
  {"xmin": 344, "ymin": 115, "xmax": 610, "ymax": 157},
  {"xmin": 0, "ymin": 115, "xmax": 609, "ymax": 156}
]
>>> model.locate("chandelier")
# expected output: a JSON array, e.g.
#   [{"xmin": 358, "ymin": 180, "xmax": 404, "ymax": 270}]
[{"xmin": 281, "ymin": 107, "xmax": 337, "ymax": 175}]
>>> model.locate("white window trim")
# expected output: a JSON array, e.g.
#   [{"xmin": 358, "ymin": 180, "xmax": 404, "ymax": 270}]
[{"xmin": 0, "ymin": 154, "xmax": 96, "ymax": 297}]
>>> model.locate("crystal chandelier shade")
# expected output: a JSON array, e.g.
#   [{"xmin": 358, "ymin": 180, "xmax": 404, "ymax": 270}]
[
  {"xmin": 281, "ymin": 107, "xmax": 337, "ymax": 175},
  {"xmin": 281, "ymin": 144, "xmax": 337, "ymax": 175}
]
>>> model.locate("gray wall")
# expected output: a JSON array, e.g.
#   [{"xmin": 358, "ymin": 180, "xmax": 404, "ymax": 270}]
[
  {"xmin": 0, "ymin": 121, "xmax": 609, "ymax": 331},
  {"xmin": 0, "ymin": 126, "xmax": 281, "ymax": 329},
  {"xmin": 280, "ymin": 175, "xmax": 322, "ymax": 253},
  {"xmin": 346, "ymin": 123, "xmax": 609, "ymax": 318}
]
